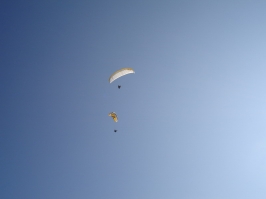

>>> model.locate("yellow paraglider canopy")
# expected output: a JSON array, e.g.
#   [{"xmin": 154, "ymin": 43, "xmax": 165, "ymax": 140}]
[{"xmin": 108, "ymin": 112, "xmax": 118, "ymax": 122}]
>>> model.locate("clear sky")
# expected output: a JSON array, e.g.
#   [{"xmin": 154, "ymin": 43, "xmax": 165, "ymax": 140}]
[{"xmin": 1, "ymin": 1, "xmax": 266, "ymax": 199}]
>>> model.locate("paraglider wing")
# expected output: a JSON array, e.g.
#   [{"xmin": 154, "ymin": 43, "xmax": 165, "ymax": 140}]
[
  {"xmin": 109, "ymin": 68, "xmax": 135, "ymax": 83},
  {"xmin": 108, "ymin": 112, "xmax": 118, "ymax": 122}
]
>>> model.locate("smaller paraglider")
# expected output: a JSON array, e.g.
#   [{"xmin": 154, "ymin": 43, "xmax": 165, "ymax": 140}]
[
  {"xmin": 109, "ymin": 112, "xmax": 118, "ymax": 132},
  {"xmin": 118, "ymin": 85, "xmax": 121, "ymax": 89}
]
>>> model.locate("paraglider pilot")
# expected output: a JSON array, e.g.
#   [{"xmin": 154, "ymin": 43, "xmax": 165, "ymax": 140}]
[
  {"xmin": 118, "ymin": 85, "xmax": 121, "ymax": 89},
  {"xmin": 114, "ymin": 130, "xmax": 117, "ymax": 132}
]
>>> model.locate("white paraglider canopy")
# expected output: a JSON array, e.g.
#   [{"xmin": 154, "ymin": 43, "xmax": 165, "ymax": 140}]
[{"xmin": 109, "ymin": 68, "xmax": 135, "ymax": 83}]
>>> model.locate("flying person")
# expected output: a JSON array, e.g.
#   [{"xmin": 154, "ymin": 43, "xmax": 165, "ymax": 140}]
[
  {"xmin": 109, "ymin": 112, "xmax": 118, "ymax": 132},
  {"xmin": 118, "ymin": 85, "xmax": 121, "ymax": 89}
]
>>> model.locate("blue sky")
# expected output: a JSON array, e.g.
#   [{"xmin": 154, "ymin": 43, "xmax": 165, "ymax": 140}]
[{"xmin": 1, "ymin": 1, "xmax": 266, "ymax": 198}]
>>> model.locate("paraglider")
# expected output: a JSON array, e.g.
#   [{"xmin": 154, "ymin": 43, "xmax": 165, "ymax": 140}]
[
  {"xmin": 109, "ymin": 112, "xmax": 118, "ymax": 132},
  {"xmin": 118, "ymin": 85, "xmax": 121, "ymax": 89},
  {"xmin": 109, "ymin": 68, "xmax": 135, "ymax": 83},
  {"xmin": 108, "ymin": 112, "xmax": 118, "ymax": 122}
]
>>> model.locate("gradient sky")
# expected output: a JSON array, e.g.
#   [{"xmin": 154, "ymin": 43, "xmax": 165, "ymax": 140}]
[{"xmin": 1, "ymin": 1, "xmax": 266, "ymax": 199}]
